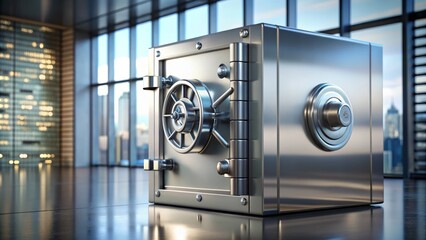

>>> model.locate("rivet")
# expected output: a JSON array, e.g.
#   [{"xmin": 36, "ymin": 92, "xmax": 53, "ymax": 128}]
[
  {"xmin": 239, "ymin": 29, "xmax": 249, "ymax": 38},
  {"xmin": 196, "ymin": 194, "xmax": 203, "ymax": 202},
  {"xmin": 196, "ymin": 42, "xmax": 202, "ymax": 50},
  {"xmin": 156, "ymin": 50, "xmax": 161, "ymax": 57},
  {"xmin": 240, "ymin": 197, "xmax": 247, "ymax": 206},
  {"xmin": 155, "ymin": 190, "xmax": 161, "ymax": 197}
]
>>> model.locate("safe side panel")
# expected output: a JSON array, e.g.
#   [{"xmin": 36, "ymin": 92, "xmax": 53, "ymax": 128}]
[
  {"xmin": 278, "ymin": 28, "xmax": 372, "ymax": 212},
  {"xmin": 371, "ymin": 44, "xmax": 384, "ymax": 203}
]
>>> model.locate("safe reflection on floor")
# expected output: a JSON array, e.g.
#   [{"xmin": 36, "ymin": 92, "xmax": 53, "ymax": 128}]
[{"xmin": 0, "ymin": 166, "xmax": 424, "ymax": 239}]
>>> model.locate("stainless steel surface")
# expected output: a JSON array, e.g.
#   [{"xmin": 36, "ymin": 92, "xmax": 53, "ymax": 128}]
[
  {"xmin": 143, "ymin": 24, "xmax": 383, "ymax": 215},
  {"xmin": 230, "ymin": 178, "xmax": 249, "ymax": 195},
  {"xmin": 371, "ymin": 44, "xmax": 384, "ymax": 203},
  {"xmin": 230, "ymin": 120, "xmax": 248, "ymax": 140},
  {"xmin": 144, "ymin": 159, "xmax": 153, "ymax": 171},
  {"xmin": 230, "ymin": 101, "xmax": 249, "ymax": 120},
  {"xmin": 278, "ymin": 27, "xmax": 373, "ymax": 212},
  {"xmin": 153, "ymin": 159, "xmax": 174, "ymax": 171},
  {"xmin": 230, "ymin": 42, "xmax": 248, "ymax": 62},
  {"xmin": 216, "ymin": 160, "xmax": 230, "ymax": 175},
  {"xmin": 217, "ymin": 63, "xmax": 230, "ymax": 79},
  {"xmin": 195, "ymin": 194, "xmax": 203, "ymax": 202},
  {"xmin": 230, "ymin": 62, "xmax": 248, "ymax": 81},
  {"xmin": 229, "ymin": 140, "xmax": 249, "ymax": 159},
  {"xmin": 143, "ymin": 75, "xmax": 161, "ymax": 90},
  {"xmin": 230, "ymin": 81, "xmax": 248, "ymax": 101},
  {"xmin": 304, "ymin": 83, "xmax": 354, "ymax": 151},
  {"xmin": 162, "ymin": 79, "xmax": 214, "ymax": 153},
  {"xmin": 212, "ymin": 87, "xmax": 234, "ymax": 109}
]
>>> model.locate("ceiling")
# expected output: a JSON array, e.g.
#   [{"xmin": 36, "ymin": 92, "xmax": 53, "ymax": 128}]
[{"xmin": 1, "ymin": 0, "xmax": 210, "ymax": 33}]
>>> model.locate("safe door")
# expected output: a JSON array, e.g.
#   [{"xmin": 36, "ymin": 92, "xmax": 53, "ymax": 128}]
[{"xmin": 143, "ymin": 30, "xmax": 252, "ymax": 213}]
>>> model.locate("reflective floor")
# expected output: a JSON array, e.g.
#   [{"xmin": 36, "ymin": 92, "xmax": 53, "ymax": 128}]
[{"xmin": 0, "ymin": 166, "xmax": 425, "ymax": 239}]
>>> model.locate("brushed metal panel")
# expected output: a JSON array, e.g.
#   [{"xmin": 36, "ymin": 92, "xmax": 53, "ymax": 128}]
[
  {"xmin": 278, "ymin": 28, "xmax": 372, "ymax": 212},
  {"xmin": 162, "ymin": 49, "xmax": 230, "ymax": 191},
  {"xmin": 154, "ymin": 190, "xmax": 250, "ymax": 214},
  {"xmin": 370, "ymin": 43, "xmax": 384, "ymax": 203},
  {"xmin": 247, "ymin": 24, "xmax": 266, "ymax": 215},
  {"xmin": 147, "ymin": 48, "xmax": 156, "ymax": 202},
  {"xmin": 260, "ymin": 25, "xmax": 279, "ymax": 213}
]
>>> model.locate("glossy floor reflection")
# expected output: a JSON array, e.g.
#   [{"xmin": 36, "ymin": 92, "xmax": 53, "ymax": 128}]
[{"xmin": 0, "ymin": 166, "xmax": 424, "ymax": 239}]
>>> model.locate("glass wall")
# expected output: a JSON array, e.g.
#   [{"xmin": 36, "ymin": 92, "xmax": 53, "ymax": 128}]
[
  {"xmin": 114, "ymin": 29, "xmax": 130, "ymax": 80},
  {"xmin": 351, "ymin": 0, "xmax": 401, "ymax": 24},
  {"xmin": 136, "ymin": 22, "xmax": 152, "ymax": 78},
  {"xmin": 297, "ymin": 0, "xmax": 338, "ymax": 31},
  {"xmin": 253, "ymin": 0, "xmax": 286, "ymax": 26},
  {"xmin": 158, "ymin": 14, "xmax": 178, "ymax": 45},
  {"xmin": 0, "ymin": 19, "xmax": 61, "ymax": 166},
  {"xmin": 184, "ymin": 5, "xmax": 209, "ymax": 39},
  {"xmin": 89, "ymin": 0, "xmax": 418, "ymax": 175},
  {"xmin": 94, "ymin": 34, "xmax": 108, "ymax": 165},
  {"xmin": 216, "ymin": 0, "xmax": 243, "ymax": 32}
]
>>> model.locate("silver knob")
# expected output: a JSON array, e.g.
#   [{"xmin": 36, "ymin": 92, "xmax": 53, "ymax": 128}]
[
  {"xmin": 217, "ymin": 64, "xmax": 229, "ymax": 79},
  {"xmin": 323, "ymin": 101, "xmax": 352, "ymax": 129},
  {"xmin": 216, "ymin": 160, "xmax": 230, "ymax": 175}
]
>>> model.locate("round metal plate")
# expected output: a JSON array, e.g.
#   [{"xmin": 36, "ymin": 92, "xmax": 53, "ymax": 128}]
[
  {"xmin": 162, "ymin": 79, "xmax": 214, "ymax": 153},
  {"xmin": 305, "ymin": 83, "xmax": 353, "ymax": 151}
]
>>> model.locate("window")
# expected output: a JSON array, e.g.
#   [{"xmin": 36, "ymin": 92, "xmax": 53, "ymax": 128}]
[
  {"xmin": 297, "ymin": 0, "xmax": 339, "ymax": 31},
  {"xmin": 253, "ymin": 0, "xmax": 286, "ymax": 26},
  {"xmin": 114, "ymin": 83, "xmax": 130, "ymax": 166},
  {"xmin": 351, "ymin": 0, "xmax": 401, "ymax": 24},
  {"xmin": 136, "ymin": 21, "xmax": 152, "ymax": 78},
  {"xmin": 97, "ymin": 34, "xmax": 108, "ymax": 84},
  {"xmin": 416, "ymin": 0, "xmax": 426, "ymax": 11},
  {"xmin": 185, "ymin": 5, "xmax": 209, "ymax": 39},
  {"xmin": 114, "ymin": 28, "xmax": 129, "ymax": 80},
  {"xmin": 95, "ymin": 86, "xmax": 108, "ymax": 165},
  {"xmin": 217, "ymin": 0, "xmax": 243, "ymax": 32},
  {"xmin": 159, "ymin": 14, "xmax": 178, "ymax": 45},
  {"xmin": 93, "ymin": 34, "xmax": 109, "ymax": 165}
]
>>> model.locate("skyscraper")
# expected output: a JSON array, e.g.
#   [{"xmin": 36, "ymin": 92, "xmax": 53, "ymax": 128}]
[
  {"xmin": 118, "ymin": 92, "xmax": 129, "ymax": 133},
  {"xmin": 384, "ymin": 102, "xmax": 401, "ymax": 139},
  {"xmin": 384, "ymin": 103, "xmax": 402, "ymax": 174},
  {"xmin": 117, "ymin": 91, "xmax": 129, "ymax": 163}
]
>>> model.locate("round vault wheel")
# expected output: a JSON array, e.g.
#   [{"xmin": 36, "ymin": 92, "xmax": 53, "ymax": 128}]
[{"xmin": 162, "ymin": 79, "xmax": 215, "ymax": 153}]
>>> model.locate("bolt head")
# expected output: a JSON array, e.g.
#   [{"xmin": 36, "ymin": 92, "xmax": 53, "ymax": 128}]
[
  {"xmin": 155, "ymin": 190, "xmax": 161, "ymax": 197},
  {"xmin": 240, "ymin": 197, "xmax": 247, "ymax": 206},
  {"xmin": 239, "ymin": 29, "xmax": 249, "ymax": 38},
  {"xmin": 196, "ymin": 194, "xmax": 202, "ymax": 202},
  {"xmin": 155, "ymin": 51, "xmax": 161, "ymax": 57},
  {"xmin": 195, "ymin": 42, "xmax": 202, "ymax": 50}
]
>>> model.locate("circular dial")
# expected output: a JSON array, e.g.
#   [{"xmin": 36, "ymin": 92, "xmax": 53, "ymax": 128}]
[
  {"xmin": 162, "ymin": 79, "xmax": 214, "ymax": 153},
  {"xmin": 305, "ymin": 83, "xmax": 353, "ymax": 151}
]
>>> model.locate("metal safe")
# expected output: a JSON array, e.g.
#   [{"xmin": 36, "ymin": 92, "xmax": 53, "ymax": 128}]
[{"xmin": 142, "ymin": 23, "xmax": 383, "ymax": 215}]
